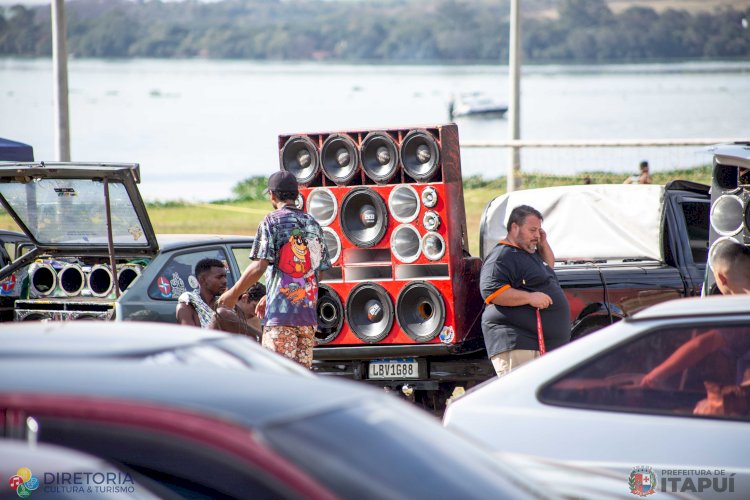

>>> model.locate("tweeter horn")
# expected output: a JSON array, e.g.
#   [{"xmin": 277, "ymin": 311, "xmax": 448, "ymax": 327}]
[
  {"xmin": 29, "ymin": 262, "xmax": 57, "ymax": 297},
  {"xmin": 280, "ymin": 135, "xmax": 320, "ymax": 185},
  {"xmin": 315, "ymin": 284, "xmax": 344, "ymax": 345},
  {"xmin": 710, "ymin": 194, "xmax": 744, "ymax": 236},
  {"xmin": 321, "ymin": 134, "xmax": 360, "ymax": 185},
  {"xmin": 118, "ymin": 265, "xmax": 143, "ymax": 292},
  {"xmin": 307, "ymin": 187, "xmax": 338, "ymax": 226},
  {"xmin": 346, "ymin": 282, "xmax": 394, "ymax": 343},
  {"xmin": 321, "ymin": 227, "xmax": 342, "ymax": 264},
  {"xmin": 340, "ymin": 187, "xmax": 388, "ymax": 248},
  {"xmin": 59, "ymin": 264, "xmax": 85, "ymax": 297},
  {"xmin": 88, "ymin": 264, "xmax": 114, "ymax": 298},
  {"xmin": 388, "ymin": 184, "xmax": 420, "ymax": 223},
  {"xmin": 391, "ymin": 224, "xmax": 422, "ymax": 263},
  {"xmin": 361, "ymin": 131, "xmax": 399, "ymax": 184},
  {"xmin": 396, "ymin": 281, "xmax": 446, "ymax": 343},
  {"xmin": 401, "ymin": 130, "xmax": 440, "ymax": 182}
]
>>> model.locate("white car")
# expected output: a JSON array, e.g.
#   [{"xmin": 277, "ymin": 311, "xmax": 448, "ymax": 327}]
[{"xmin": 444, "ymin": 295, "xmax": 750, "ymax": 499}]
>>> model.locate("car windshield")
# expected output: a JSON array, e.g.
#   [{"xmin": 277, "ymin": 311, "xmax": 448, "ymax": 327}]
[
  {"xmin": 261, "ymin": 398, "xmax": 536, "ymax": 498},
  {"xmin": 0, "ymin": 179, "xmax": 147, "ymax": 246}
]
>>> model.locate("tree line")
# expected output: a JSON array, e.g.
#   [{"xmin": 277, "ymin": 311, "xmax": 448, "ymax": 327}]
[{"xmin": 0, "ymin": 0, "xmax": 748, "ymax": 63}]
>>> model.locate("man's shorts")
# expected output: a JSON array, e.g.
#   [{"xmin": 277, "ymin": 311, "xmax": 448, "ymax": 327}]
[
  {"xmin": 490, "ymin": 349, "xmax": 540, "ymax": 377},
  {"xmin": 261, "ymin": 325, "xmax": 315, "ymax": 369}
]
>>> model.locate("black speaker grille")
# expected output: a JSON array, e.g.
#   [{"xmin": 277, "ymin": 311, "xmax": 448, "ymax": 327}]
[
  {"xmin": 346, "ymin": 282, "xmax": 394, "ymax": 343},
  {"xmin": 396, "ymin": 281, "xmax": 445, "ymax": 343},
  {"xmin": 340, "ymin": 187, "xmax": 388, "ymax": 248}
]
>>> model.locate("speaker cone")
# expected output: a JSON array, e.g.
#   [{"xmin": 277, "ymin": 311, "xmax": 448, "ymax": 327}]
[
  {"xmin": 391, "ymin": 224, "xmax": 421, "ymax": 263},
  {"xmin": 321, "ymin": 134, "xmax": 359, "ymax": 185},
  {"xmin": 59, "ymin": 264, "xmax": 85, "ymax": 296},
  {"xmin": 307, "ymin": 188, "xmax": 337, "ymax": 226},
  {"xmin": 401, "ymin": 130, "xmax": 440, "ymax": 182},
  {"xmin": 422, "ymin": 231, "xmax": 446, "ymax": 261},
  {"xmin": 322, "ymin": 227, "xmax": 341, "ymax": 264},
  {"xmin": 388, "ymin": 185, "xmax": 420, "ymax": 223},
  {"xmin": 711, "ymin": 195, "xmax": 743, "ymax": 236},
  {"xmin": 397, "ymin": 281, "xmax": 446, "ymax": 343},
  {"xmin": 340, "ymin": 187, "xmax": 388, "ymax": 248},
  {"xmin": 315, "ymin": 284, "xmax": 344, "ymax": 344},
  {"xmin": 346, "ymin": 282, "xmax": 394, "ymax": 343},
  {"xmin": 361, "ymin": 132, "xmax": 399, "ymax": 184},
  {"xmin": 30, "ymin": 263, "xmax": 57, "ymax": 297},
  {"xmin": 88, "ymin": 264, "xmax": 114, "ymax": 297},
  {"xmin": 280, "ymin": 135, "xmax": 320, "ymax": 185}
]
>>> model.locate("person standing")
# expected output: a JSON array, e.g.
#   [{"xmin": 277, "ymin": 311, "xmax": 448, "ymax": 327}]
[
  {"xmin": 624, "ymin": 160, "xmax": 652, "ymax": 184},
  {"xmin": 218, "ymin": 171, "xmax": 330, "ymax": 368},
  {"xmin": 176, "ymin": 258, "xmax": 227, "ymax": 328},
  {"xmin": 480, "ymin": 205, "xmax": 571, "ymax": 377}
]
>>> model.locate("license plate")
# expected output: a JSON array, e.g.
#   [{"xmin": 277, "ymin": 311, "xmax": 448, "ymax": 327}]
[{"xmin": 368, "ymin": 358, "xmax": 419, "ymax": 379}]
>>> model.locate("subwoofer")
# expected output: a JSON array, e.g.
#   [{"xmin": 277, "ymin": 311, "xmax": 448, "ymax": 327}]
[
  {"xmin": 397, "ymin": 281, "xmax": 446, "ymax": 342},
  {"xmin": 361, "ymin": 131, "xmax": 399, "ymax": 184},
  {"xmin": 346, "ymin": 282, "xmax": 393, "ymax": 343},
  {"xmin": 705, "ymin": 143, "xmax": 750, "ymax": 295},
  {"xmin": 400, "ymin": 129, "xmax": 440, "ymax": 182},
  {"xmin": 280, "ymin": 135, "xmax": 320, "ymax": 186},
  {"xmin": 321, "ymin": 134, "xmax": 359, "ymax": 185},
  {"xmin": 340, "ymin": 187, "xmax": 388, "ymax": 248},
  {"xmin": 315, "ymin": 284, "xmax": 344, "ymax": 344}
]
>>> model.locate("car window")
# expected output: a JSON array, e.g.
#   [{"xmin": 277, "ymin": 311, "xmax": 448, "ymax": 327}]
[
  {"xmin": 540, "ymin": 323, "xmax": 750, "ymax": 421},
  {"xmin": 147, "ymin": 248, "xmax": 232, "ymax": 301},
  {"xmin": 680, "ymin": 200, "xmax": 709, "ymax": 266},
  {"xmin": 231, "ymin": 246, "xmax": 253, "ymax": 274}
]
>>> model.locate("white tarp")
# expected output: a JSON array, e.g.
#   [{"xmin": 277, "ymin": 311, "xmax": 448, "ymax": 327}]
[{"xmin": 480, "ymin": 184, "xmax": 665, "ymax": 262}]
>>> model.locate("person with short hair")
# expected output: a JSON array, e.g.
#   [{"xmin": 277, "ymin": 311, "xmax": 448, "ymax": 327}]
[
  {"xmin": 211, "ymin": 282, "xmax": 266, "ymax": 340},
  {"xmin": 480, "ymin": 205, "xmax": 571, "ymax": 377},
  {"xmin": 624, "ymin": 160, "xmax": 652, "ymax": 184},
  {"xmin": 218, "ymin": 171, "xmax": 331, "ymax": 368},
  {"xmin": 176, "ymin": 258, "xmax": 226, "ymax": 328}
]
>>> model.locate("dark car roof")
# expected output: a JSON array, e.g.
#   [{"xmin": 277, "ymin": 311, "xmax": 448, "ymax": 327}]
[
  {"xmin": 156, "ymin": 233, "xmax": 254, "ymax": 252},
  {"xmin": 0, "ymin": 321, "xmax": 228, "ymax": 357},
  {"xmin": 0, "ymin": 361, "xmax": 370, "ymax": 429}
]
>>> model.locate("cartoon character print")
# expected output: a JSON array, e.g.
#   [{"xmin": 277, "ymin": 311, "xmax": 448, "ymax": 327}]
[
  {"xmin": 280, "ymin": 282, "xmax": 307, "ymax": 306},
  {"xmin": 277, "ymin": 228, "xmax": 311, "ymax": 278}
]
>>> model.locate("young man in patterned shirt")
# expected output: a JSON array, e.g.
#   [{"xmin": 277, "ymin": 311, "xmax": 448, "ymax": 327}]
[{"xmin": 218, "ymin": 170, "xmax": 331, "ymax": 368}]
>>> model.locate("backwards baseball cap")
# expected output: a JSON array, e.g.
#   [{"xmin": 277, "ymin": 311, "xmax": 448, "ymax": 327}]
[{"xmin": 264, "ymin": 170, "xmax": 299, "ymax": 194}]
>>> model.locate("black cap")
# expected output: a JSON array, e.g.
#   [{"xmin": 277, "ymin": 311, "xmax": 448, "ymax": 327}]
[{"xmin": 265, "ymin": 170, "xmax": 299, "ymax": 194}]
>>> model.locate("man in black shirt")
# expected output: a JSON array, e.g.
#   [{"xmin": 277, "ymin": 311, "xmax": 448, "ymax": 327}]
[{"xmin": 480, "ymin": 205, "xmax": 571, "ymax": 377}]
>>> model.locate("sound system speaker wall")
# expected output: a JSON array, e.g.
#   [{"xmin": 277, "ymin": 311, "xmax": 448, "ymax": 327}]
[
  {"xmin": 279, "ymin": 124, "xmax": 483, "ymax": 347},
  {"xmin": 705, "ymin": 143, "xmax": 750, "ymax": 295}
]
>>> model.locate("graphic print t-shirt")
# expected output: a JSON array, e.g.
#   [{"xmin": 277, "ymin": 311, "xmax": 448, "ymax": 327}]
[{"xmin": 250, "ymin": 206, "xmax": 331, "ymax": 327}]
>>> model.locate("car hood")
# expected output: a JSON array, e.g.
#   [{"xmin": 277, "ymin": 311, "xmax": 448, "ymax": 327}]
[{"xmin": 0, "ymin": 163, "xmax": 157, "ymax": 275}]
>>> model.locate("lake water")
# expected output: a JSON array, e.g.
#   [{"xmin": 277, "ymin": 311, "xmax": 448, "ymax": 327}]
[{"xmin": 1, "ymin": 58, "xmax": 749, "ymax": 201}]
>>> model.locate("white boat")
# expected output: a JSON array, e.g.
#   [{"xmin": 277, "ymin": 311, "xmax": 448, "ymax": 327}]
[{"xmin": 449, "ymin": 92, "xmax": 508, "ymax": 119}]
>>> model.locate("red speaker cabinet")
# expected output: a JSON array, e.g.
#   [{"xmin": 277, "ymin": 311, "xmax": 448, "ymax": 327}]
[{"xmin": 278, "ymin": 124, "xmax": 483, "ymax": 348}]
